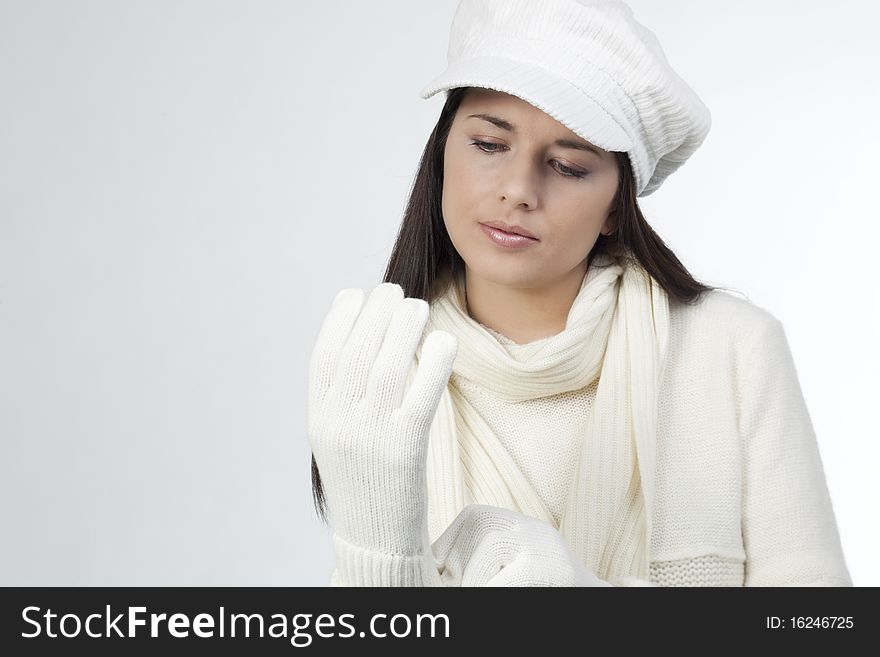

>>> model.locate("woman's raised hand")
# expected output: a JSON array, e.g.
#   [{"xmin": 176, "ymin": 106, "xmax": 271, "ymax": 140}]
[
  {"xmin": 431, "ymin": 504, "xmax": 615, "ymax": 587},
  {"xmin": 308, "ymin": 283, "xmax": 457, "ymax": 566}
]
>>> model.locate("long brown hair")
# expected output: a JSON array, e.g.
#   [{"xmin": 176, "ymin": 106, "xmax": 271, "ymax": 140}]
[{"xmin": 311, "ymin": 86, "xmax": 723, "ymax": 521}]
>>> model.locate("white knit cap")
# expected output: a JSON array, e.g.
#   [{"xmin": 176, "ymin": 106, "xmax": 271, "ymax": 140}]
[{"xmin": 419, "ymin": 0, "xmax": 711, "ymax": 197}]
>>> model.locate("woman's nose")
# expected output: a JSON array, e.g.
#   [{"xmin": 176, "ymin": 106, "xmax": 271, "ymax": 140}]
[{"xmin": 497, "ymin": 155, "xmax": 540, "ymax": 209}]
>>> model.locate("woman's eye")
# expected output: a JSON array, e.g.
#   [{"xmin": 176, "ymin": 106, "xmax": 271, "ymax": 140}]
[
  {"xmin": 470, "ymin": 139, "xmax": 505, "ymax": 154},
  {"xmin": 469, "ymin": 140, "xmax": 587, "ymax": 179},
  {"xmin": 552, "ymin": 162, "xmax": 587, "ymax": 179}
]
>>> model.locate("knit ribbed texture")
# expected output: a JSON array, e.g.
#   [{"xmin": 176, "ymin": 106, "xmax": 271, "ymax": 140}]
[
  {"xmin": 413, "ymin": 260, "xmax": 850, "ymax": 587},
  {"xmin": 424, "ymin": 252, "xmax": 666, "ymax": 584},
  {"xmin": 321, "ymin": 263, "xmax": 852, "ymax": 587},
  {"xmin": 308, "ymin": 284, "xmax": 458, "ymax": 585},
  {"xmin": 649, "ymin": 555, "xmax": 744, "ymax": 588},
  {"xmin": 419, "ymin": 0, "xmax": 712, "ymax": 196},
  {"xmin": 469, "ymin": 325, "xmax": 655, "ymax": 576},
  {"xmin": 430, "ymin": 504, "xmax": 615, "ymax": 586},
  {"xmin": 456, "ymin": 371, "xmax": 594, "ymax": 526},
  {"xmin": 330, "ymin": 533, "xmax": 444, "ymax": 587}
]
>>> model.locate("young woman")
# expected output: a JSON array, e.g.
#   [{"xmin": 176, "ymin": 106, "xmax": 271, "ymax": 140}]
[{"xmin": 307, "ymin": 0, "xmax": 852, "ymax": 587}]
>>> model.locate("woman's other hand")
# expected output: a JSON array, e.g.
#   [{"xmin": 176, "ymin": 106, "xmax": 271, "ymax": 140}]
[
  {"xmin": 308, "ymin": 282, "xmax": 457, "ymax": 558},
  {"xmin": 431, "ymin": 504, "xmax": 614, "ymax": 587}
]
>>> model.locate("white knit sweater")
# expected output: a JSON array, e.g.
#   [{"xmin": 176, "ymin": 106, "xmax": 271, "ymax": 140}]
[
  {"xmin": 461, "ymin": 324, "xmax": 595, "ymax": 528},
  {"xmin": 328, "ymin": 288, "xmax": 852, "ymax": 587}
]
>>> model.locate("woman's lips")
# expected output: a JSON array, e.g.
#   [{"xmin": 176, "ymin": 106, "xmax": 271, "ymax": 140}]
[{"xmin": 479, "ymin": 223, "xmax": 539, "ymax": 249}]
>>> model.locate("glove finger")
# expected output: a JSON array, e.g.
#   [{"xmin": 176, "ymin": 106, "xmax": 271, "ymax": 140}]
[
  {"xmin": 337, "ymin": 283, "xmax": 403, "ymax": 401},
  {"xmin": 366, "ymin": 297, "xmax": 429, "ymax": 411},
  {"xmin": 488, "ymin": 553, "xmax": 612, "ymax": 587},
  {"xmin": 431, "ymin": 505, "xmax": 526, "ymax": 587},
  {"xmin": 435, "ymin": 525, "xmax": 513, "ymax": 587},
  {"xmin": 460, "ymin": 528, "xmax": 524, "ymax": 587},
  {"xmin": 432, "ymin": 504, "xmax": 522, "ymax": 565},
  {"xmin": 308, "ymin": 288, "xmax": 364, "ymax": 408},
  {"xmin": 430, "ymin": 505, "xmax": 478, "ymax": 572},
  {"xmin": 483, "ymin": 562, "xmax": 524, "ymax": 587},
  {"xmin": 483, "ymin": 555, "xmax": 548, "ymax": 587},
  {"xmin": 400, "ymin": 329, "xmax": 457, "ymax": 430}
]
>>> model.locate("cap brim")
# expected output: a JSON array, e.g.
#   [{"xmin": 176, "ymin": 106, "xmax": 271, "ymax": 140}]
[{"xmin": 419, "ymin": 55, "xmax": 632, "ymax": 153}]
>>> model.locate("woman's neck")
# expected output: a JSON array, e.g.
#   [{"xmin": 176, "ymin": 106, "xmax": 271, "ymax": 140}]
[{"xmin": 463, "ymin": 262, "xmax": 588, "ymax": 345}]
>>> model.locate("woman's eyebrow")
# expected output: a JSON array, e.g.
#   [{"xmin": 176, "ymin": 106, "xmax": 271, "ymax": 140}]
[{"xmin": 466, "ymin": 113, "xmax": 603, "ymax": 156}]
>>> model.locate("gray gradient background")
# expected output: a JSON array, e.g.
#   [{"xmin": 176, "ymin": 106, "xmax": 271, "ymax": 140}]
[{"xmin": 1, "ymin": 0, "xmax": 878, "ymax": 586}]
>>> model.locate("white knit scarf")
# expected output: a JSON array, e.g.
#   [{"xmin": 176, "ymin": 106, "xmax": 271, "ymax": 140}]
[{"xmin": 420, "ymin": 251, "xmax": 670, "ymax": 583}]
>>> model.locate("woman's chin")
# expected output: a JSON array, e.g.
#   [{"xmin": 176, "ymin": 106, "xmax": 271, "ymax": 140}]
[{"xmin": 466, "ymin": 261, "xmax": 549, "ymax": 290}]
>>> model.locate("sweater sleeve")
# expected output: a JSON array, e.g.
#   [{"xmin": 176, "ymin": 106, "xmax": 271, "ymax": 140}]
[
  {"xmin": 737, "ymin": 315, "xmax": 852, "ymax": 586},
  {"xmin": 328, "ymin": 533, "xmax": 445, "ymax": 587}
]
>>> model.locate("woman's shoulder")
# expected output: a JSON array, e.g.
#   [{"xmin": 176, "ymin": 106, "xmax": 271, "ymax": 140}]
[{"xmin": 668, "ymin": 286, "xmax": 784, "ymax": 352}]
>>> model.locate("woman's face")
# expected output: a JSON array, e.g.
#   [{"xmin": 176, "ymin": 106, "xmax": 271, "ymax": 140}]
[{"xmin": 442, "ymin": 88, "xmax": 620, "ymax": 289}]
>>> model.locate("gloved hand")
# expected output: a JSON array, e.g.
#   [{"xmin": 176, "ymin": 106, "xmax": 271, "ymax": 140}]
[
  {"xmin": 431, "ymin": 504, "xmax": 615, "ymax": 587},
  {"xmin": 308, "ymin": 282, "xmax": 457, "ymax": 586}
]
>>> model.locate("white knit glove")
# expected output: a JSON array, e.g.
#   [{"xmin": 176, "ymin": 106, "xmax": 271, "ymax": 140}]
[
  {"xmin": 308, "ymin": 282, "xmax": 457, "ymax": 586},
  {"xmin": 431, "ymin": 504, "xmax": 614, "ymax": 587}
]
